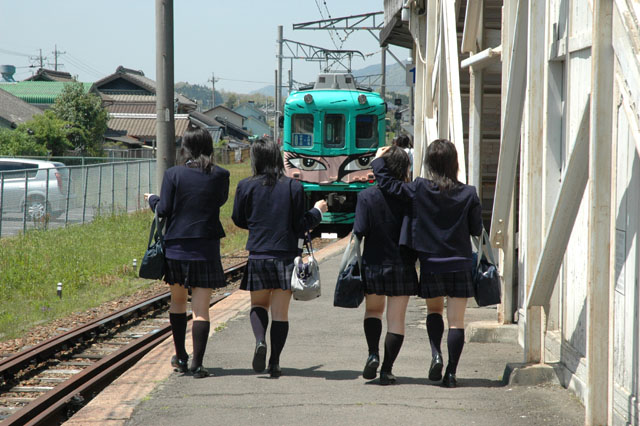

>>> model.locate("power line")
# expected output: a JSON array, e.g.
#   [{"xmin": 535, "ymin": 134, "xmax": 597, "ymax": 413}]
[{"xmin": 0, "ymin": 47, "xmax": 32, "ymax": 57}]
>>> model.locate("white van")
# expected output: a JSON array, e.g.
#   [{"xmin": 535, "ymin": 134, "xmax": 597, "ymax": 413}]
[{"xmin": 0, "ymin": 158, "xmax": 70, "ymax": 220}]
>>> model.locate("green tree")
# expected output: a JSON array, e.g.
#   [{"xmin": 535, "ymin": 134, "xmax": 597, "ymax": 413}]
[
  {"xmin": 51, "ymin": 83, "xmax": 108, "ymax": 156},
  {"xmin": 16, "ymin": 111, "xmax": 73, "ymax": 156},
  {"xmin": 225, "ymin": 93, "xmax": 239, "ymax": 109},
  {"xmin": 0, "ymin": 129, "xmax": 48, "ymax": 156}
]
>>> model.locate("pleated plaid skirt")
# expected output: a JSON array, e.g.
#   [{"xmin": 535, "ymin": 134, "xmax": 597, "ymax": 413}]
[
  {"xmin": 164, "ymin": 258, "xmax": 226, "ymax": 289},
  {"xmin": 363, "ymin": 263, "xmax": 418, "ymax": 297},
  {"xmin": 240, "ymin": 258, "xmax": 295, "ymax": 291},
  {"xmin": 418, "ymin": 270, "xmax": 475, "ymax": 299}
]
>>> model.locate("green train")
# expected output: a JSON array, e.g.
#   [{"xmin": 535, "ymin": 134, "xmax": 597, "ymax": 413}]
[{"xmin": 282, "ymin": 73, "xmax": 387, "ymax": 224}]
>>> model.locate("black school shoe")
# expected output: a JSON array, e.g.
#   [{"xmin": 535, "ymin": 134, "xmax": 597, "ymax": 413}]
[
  {"xmin": 268, "ymin": 363, "xmax": 281, "ymax": 378},
  {"xmin": 171, "ymin": 355, "xmax": 189, "ymax": 373},
  {"xmin": 441, "ymin": 366, "xmax": 457, "ymax": 388},
  {"xmin": 379, "ymin": 370, "xmax": 397, "ymax": 386},
  {"xmin": 252, "ymin": 341, "xmax": 267, "ymax": 373},
  {"xmin": 428, "ymin": 352, "xmax": 444, "ymax": 381},
  {"xmin": 362, "ymin": 353, "xmax": 380, "ymax": 380},
  {"xmin": 190, "ymin": 365, "xmax": 210, "ymax": 379}
]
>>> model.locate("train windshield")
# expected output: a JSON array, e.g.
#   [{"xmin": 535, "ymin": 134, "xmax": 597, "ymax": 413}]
[
  {"xmin": 324, "ymin": 114, "xmax": 345, "ymax": 148},
  {"xmin": 355, "ymin": 115, "xmax": 379, "ymax": 148},
  {"xmin": 291, "ymin": 114, "xmax": 314, "ymax": 148}
]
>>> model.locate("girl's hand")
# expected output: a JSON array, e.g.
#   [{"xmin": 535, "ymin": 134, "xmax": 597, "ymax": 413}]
[
  {"xmin": 314, "ymin": 199, "xmax": 328, "ymax": 213},
  {"xmin": 144, "ymin": 193, "xmax": 155, "ymax": 202},
  {"xmin": 375, "ymin": 146, "xmax": 390, "ymax": 159}
]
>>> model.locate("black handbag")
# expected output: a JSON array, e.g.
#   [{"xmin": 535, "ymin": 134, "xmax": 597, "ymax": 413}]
[
  {"xmin": 139, "ymin": 210, "xmax": 166, "ymax": 280},
  {"xmin": 334, "ymin": 234, "xmax": 365, "ymax": 308},
  {"xmin": 472, "ymin": 229, "xmax": 501, "ymax": 306}
]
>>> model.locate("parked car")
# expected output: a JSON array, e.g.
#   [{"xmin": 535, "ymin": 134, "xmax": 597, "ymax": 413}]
[{"xmin": 0, "ymin": 159, "xmax": 70, "ymax": 220}]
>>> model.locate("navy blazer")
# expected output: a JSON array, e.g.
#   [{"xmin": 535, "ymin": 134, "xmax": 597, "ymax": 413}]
[
  {"xmin": 372, "ymin": 157, "xmax": 482, "ymax": 269},
  {"xmin": 149, "ymin": 165, "xmax": 229, "ymax": 241},
  {"xmin": 353, "ymin": 186, "xmax": 414, "ymax": 265},
  {"xmin": 232, "ymin": 175, "xmax": 322, "ymax": 255}
]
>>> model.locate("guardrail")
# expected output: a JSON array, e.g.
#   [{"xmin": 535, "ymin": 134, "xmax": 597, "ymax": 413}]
[{"xmin": 0, "ymin": 159, "xmax": 156, "ymax": 239}]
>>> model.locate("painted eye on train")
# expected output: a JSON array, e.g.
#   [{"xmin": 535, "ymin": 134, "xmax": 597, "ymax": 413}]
[
  {"xmin": 288, "ymin": 157, "xmax": 327, "ymax": 171},
  {"xmin": 343, "ymin": 155, "xmax": 373, "ymax": 171}
]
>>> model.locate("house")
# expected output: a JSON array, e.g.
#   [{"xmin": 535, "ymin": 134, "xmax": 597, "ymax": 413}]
[
  {"xmin": 244, "ymin": 115, "xmax": 272, "ymax": 138},
  {"xmin": 95, "ymin": 66, "xmax": 217, "ymax": 147},
  {"xmin": 202, "ymin": 105, "xmax": 244, "ymax": 129},
  {"xmin": 95, "ymin": 66, "xmax": 197, "ymax": 115},
  {"xmin": 233, "ymin": 101, "xmax": 267, "ymax": 123},
  {"xmin": 0, "ymin": 81, "xmax": 94, "ymax": 110},
  {"xmin": 0, "ymin": 88, "xmax": 43, "ymax": 129},
  {"xmin": 24, "ymin": 68, "xmax": 75, "ymax": 82}
]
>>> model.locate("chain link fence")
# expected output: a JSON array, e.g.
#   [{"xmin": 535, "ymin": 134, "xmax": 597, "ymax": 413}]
[{"xmin": 0, "ymin": 159, "xmax": 156, "ymax": 239}]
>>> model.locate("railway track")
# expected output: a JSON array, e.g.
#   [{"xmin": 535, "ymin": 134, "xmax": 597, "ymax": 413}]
[{"xmin": 0, "ymin": 261, "xmax": 246, "ymax": 426}]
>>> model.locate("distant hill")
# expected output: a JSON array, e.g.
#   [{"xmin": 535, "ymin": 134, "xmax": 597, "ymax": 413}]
[{"xmin": 251, "ymin": 62, "xmax": 410, "ymax": 97}]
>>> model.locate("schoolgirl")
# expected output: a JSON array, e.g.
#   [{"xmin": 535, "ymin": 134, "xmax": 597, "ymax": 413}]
[
  {"xmin": 232, "ymin": 139, "xmax": 327, "ymax": 378},
  {"xmin": 145, "ymin": 127, "xmax": 230, "ymax": 378},
  {"xmin": 372, "ymin": 139, "xmax": 483, "ymax": 387},
  {"xmin": 353, "ymin": 145, "xmax": 418, "ymax": 385}
]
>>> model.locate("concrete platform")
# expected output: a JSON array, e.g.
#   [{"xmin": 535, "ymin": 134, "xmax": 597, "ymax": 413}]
[{"xmin": 66, "ymin": 238, "xmax": 584, "ymax": 426}]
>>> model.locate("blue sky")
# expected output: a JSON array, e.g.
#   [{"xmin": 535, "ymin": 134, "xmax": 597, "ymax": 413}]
[{"xmin": 0, "ymin": 0, "xmax": 409, "ymax": 93}]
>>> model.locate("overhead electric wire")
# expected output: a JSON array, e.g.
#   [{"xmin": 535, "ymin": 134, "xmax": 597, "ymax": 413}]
[{"xmin": 0, "ymin": 47, "xmax": 32, "ymax": 57}]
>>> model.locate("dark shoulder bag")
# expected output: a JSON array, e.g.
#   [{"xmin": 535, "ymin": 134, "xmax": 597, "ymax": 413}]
[
  {"xmin": 472, "ymin": 228, "xmax": 501, "ymax": 306},
  {"xmin": 334, "ymin": 233, "xmax": 365, "ymax": 308},
  {"xmin": 139, "ymin": 210, "xmax": 166, "ymax": 280}
]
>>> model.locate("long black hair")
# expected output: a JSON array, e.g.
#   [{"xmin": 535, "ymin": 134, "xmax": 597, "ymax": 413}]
[
  {"xmin": 426, "ymin": 139, "xmax": 460, "ymax": 191},
  {"xmin": 250, "ymin": 138, "xmax": 284, "ymax": 186},
  {"xmin": 180, "ymin": 126, "xmax": 215, "ymax": 173},
  {"xmin": 381, "ymin": 145, "xmax": 411, "ymax": 182},
  {"xmin": 394, "ymin": 134, "xmax": 413, "ymax": 149}
]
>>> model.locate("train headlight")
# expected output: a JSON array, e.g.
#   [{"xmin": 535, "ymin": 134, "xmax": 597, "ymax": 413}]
[
  {"xmin": 304, "ymin": 94, "xmax": 314, "ymax": 104},
  {"xmin": 358, "ymin": 94, "xmax": 367, "ymax": 105}
]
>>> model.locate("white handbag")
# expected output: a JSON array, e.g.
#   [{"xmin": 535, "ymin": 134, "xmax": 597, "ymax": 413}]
[{"xmin": 291, "ymin": 233, "xmax": 321, "ymax": 301}]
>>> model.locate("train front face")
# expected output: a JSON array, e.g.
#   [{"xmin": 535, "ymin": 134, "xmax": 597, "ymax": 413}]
[{"xmin": 282, "ymin": 89, "xmax": 386, "ymax": 224}]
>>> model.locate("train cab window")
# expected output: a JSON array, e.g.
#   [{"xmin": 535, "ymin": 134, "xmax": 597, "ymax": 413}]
[
  {"xmin": 291, "ymin": 114, "xmax": 314, "ymax": 148},
  {"xmin": 355, "ymin": 115, "xmax": 379, "ymax": 148},
  {"xmin": 324, "ymin": 114, "xmax": 345, "ymax": 148}
]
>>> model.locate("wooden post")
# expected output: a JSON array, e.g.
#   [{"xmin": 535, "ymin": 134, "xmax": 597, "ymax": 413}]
[
  {"xmin": 586, "ymin": 0, "xmax": 614, "ymax": 422},
  {"xmin": 489, "ymin": 0, "xmax": 528, "ymax": 249},
  {"xmin": 467, "ymin": 0, "xmax": 484, "ymax": 198},
  {"xmin": 413, "ymin": 12, "xmax": 427, "ymax": 180},
  {"xmin": 442, "ymin": 0, "xmax": 466, "ymax": 183},
  {"xmin": 523, "ymin": 0, "xmax": 546, "ymax": 363}
]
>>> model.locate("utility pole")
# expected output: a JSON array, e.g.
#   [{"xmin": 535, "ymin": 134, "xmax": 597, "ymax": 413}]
[
  {"xmin": 381, "ymin": 46, "xmax": 387, "ymax": 101},
  {"xmin": 276, "ymin": 25, "xmax": 283, "ymax": 144},
  {"xmin": 208, "ymin": 72, "xmax": 218, "ymax": 108},
  {"xmin": 30, "ymin": 49, "xmax": 46, "ymax": 69},
  {"xmin": 51, "ymin": 45, "xmax": 65, "ymax": 71},
  {"xmin": 155, "ymin": 0, "xmax": 175, "ymax": 193}
]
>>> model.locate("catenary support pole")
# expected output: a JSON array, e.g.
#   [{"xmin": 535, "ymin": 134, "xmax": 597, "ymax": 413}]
[
  {"xmin": 276, "ymin": 25, "xmax": 284, "ymax": 143},
  {"xmin": 155, "ymin": 0, "xmax": 176, "ymax": 193},
  {"xmin": 586, "ymin": 0, "xmax": 614, "ymax": 422},
  {"xmin": 381, "ymin": 46, "xmax": 387, "ymax": 102}
]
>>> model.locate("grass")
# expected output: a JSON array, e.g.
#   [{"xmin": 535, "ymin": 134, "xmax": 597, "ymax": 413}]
[{"xmin": 0, "ymin": 161, "xmax": 252, "ymax": 341}]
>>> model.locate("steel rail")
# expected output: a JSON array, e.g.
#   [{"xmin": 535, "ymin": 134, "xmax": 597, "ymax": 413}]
[{"xmin": 3, "ymin": 261, "xmax": 246, "ymax": 425}]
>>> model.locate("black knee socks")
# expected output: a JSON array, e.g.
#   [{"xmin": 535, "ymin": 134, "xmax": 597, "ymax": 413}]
[
  {"xmin": 268, "ymin": 321, "xmax": 289, "ymax": 366},
  {"xmin": 381, "ymin": 332, "xmax": 404, "ymax": 373},
  {"xmin": 447, "ymin": 328, "xmax": 465, "ymax": 375},
  {"xmin": 250, "ymin": 307, "xmax": 269, "ymax": 343},
  {"xmin": 426, "ymin": 313, "xmax": 444, "ymax": 357},
  {"xmin": 363, "ymin": 317, "xmax": 382, "ymax": 355},
  {"xmin": 190, "ymin": 320, "xmax": 210, "ymax": 370},
  {"xmin": 169, "ymin": 313, "xmax": 188, "ymax": 360}
]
